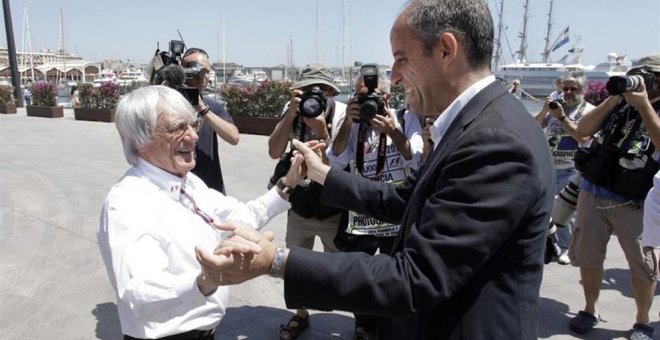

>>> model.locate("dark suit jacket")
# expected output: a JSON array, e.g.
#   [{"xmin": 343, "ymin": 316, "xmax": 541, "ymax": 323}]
[{"xmin": 283, "ymin": 81, "xmax": 554, "ymax": 339}]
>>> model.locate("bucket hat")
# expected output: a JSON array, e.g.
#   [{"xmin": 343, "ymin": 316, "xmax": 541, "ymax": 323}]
[
  {"xmin": 633, "ymin": 53, "xmax": 660, "ymax": 72},
  {"xmin": 291, "ymin": 64, "xmax": 340, "ymax": 95}
]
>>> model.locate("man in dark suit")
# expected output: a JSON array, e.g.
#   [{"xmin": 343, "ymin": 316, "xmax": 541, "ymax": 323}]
[{"xmin": 196, "ymin": 0, "xmax": 554, "ymax": 339}]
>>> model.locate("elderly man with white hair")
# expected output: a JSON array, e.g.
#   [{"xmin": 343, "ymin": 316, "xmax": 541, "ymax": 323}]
[{"xmin": 97, "ymin": 85, "xmax": 302, "ymax": 340}]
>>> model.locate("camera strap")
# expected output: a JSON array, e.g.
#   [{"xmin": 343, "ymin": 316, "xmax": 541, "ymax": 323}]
[{"xmin": 355, "ymin": 123, "xmax": 388, "ymax": 176}]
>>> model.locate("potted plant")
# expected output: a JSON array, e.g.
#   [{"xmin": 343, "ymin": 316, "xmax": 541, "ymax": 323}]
[
  {"xmin": 26, "ymin": 82, "xmax": 63, "ymax": 118},
  {"xmin": 74, "ymin": 82, "xmax": 119, "ymax": 122},
  {"xmin": 220, "ymin": 80, "xmax": 291, "ymax": 135},
  {"xmin": 0, "ymin": 85, "xmax": 16, "ymax": 114}
]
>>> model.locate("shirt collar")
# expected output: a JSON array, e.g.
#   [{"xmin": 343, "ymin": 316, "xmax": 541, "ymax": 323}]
[
  {"xmin": 134, "ymin": 158, "xmax": 187, "ymax": 201},
  {"xmin": 430, "ymin": 75, "xmax": 496, "ymax": 148}
]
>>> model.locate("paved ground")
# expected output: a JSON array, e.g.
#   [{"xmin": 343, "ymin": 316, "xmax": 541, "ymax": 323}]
[{"xmin": 0, "ymin": 108, "xmax": 658, "ymax": 339}]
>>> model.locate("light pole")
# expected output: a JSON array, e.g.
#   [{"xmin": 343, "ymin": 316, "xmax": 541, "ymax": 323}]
[{"xmin": 3, "ymin": 0, "xmax": 24, "ymax": 106}]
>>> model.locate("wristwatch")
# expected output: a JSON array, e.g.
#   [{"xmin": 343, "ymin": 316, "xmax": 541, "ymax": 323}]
[
  {"xmin": 269, "ymin": 246, "xmax": 286, "ymax": 277},
  {"xmin": 276, "ymin": 177, "xmax": 294, "ymax": 195}
]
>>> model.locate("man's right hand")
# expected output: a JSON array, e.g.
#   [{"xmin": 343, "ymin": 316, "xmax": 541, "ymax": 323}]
[
  {"xmin": 292, "ymin": 139, "xmax": 331, "ymax": 185},
  {"xmin": 287, "ymin": 90, "xmax": 303, "ymax": 117}
]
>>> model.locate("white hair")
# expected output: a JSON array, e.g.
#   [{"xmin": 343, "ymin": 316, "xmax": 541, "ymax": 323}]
[{"xmin": 115, "ymin": 85, "xmax": 196, "ymax": 165}]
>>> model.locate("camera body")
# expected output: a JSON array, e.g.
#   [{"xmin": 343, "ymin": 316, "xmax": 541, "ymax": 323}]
[
  {"xmin": 182, "ymin": 61, "xmax": 209, "ymax": 81},
  {"xmin": 606, "ymin": 67, "xmax": 656, "ymax": 96},
  {"xmin": 298, "ymin": 86, "xmax": 328, "ymax": 118},
  {"xmin": 548, "ymin": 98, "xmax": 566, "ymax": 110},
  {"xmin": 354, "ymin": 63, "xmax": 385, "ymax": 124}
]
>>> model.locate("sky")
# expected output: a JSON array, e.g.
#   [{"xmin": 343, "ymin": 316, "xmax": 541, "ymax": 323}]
[{"xmin": 1, "ymin": 0, "xmax": 659, "ymax": 68}]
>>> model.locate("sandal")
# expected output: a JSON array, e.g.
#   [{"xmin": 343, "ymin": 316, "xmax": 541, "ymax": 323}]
[
  {"xmin": 280, "ymin": 313, "xmax": 310, "ymax": 340},
  {"xmin": 569, "ymin": 310, "xmax": 599, "ymax": 334},
  {"xmin": 629, "ymin": 323, "xmax": 654, "ymax": 340}
]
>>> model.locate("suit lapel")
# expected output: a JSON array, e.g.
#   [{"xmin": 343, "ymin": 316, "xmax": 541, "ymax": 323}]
[{"xmin": 391, "ymin": 82, "xmax": 508, "ymax": 251}]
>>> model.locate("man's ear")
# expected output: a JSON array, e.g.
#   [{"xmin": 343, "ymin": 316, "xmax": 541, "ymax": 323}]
[{"xmin": 437, "ymin": 32, "xmax": 458, "ymax": 61}]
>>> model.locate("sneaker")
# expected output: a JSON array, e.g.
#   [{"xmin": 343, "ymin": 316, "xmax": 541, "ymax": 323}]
[
  {"xmin": 569, "ymin": 310, "xmax": 599, "ymax": 334},
  {"xmin": 557, "ymin": 250, "xmax": 570, "ymax": 265},
  {"xmin": 629, "ymin": 323, "xmax": 654, "ymax": 340}
]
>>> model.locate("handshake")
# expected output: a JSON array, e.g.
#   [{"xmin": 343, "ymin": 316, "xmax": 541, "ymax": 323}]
[{"xmin": 194, "ymin": 139, "xmax": 329, "ymax": 291}]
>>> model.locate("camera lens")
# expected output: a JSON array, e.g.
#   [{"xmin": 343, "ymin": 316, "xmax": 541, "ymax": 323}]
[
  {"xmin": 299, "ymin": 97, "xmax": 323, "ymax": 118},
  {"xmin": 359, "ymin": 100, "xmax": 379, "ymax": 122}
]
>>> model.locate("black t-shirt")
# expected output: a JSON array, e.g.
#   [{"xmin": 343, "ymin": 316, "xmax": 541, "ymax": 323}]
[{"xmin": 192, "ymin": 98, "xmax": 234, "ymax": 194}]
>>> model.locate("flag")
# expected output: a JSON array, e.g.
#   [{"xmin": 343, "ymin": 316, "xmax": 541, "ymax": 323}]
[{"xmin": 551, "ymin": 26, "xmax": 570, "ymax": 52}]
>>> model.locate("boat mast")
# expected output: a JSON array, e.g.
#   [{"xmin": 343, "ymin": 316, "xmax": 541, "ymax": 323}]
[
  {"xmin": 20, "ymin": 0, "xmax": 34, "ymax": 83},
  {"xmin": 222, "ymin": 7, "xmax": 226, "ymax": 84},
  {"xmin": 492, "ymin": 0, "xmax": 504, "ymax": 70},
  {"xmin": 315, "ymin": 0, "xmax": 320, "ymax": 63},
  {"xmin": 57, "ymin": 8, "xmax": 65, "ymax": 84},
  {"xmin": 341, "ymin": 0, "xmax": 349, "ymax": 81},
  {"xmin": 517, "ymin": 0, "xmax": 529, "ymax": 63},
  {"xmin": 541, "ymin": 0, "xmax": 554, "ymax": 62}
]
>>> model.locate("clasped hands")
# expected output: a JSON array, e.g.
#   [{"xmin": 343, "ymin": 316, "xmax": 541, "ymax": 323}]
[{"xmin": 195, "ymin": 139, "xmax": 331, "ymax": 287}]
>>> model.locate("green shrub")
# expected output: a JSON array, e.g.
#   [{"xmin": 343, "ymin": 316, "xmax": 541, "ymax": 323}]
[
  {"xmin": 78, "ymin": 82, "xmax": 119, "ymax": 109},
  {"xmin": 31, "ymin": 82, "xmax": 57, "ymax": 106},
  {"xmin": 390, "ymin": 84, "xmax": 406, "ymax": 111},
  {"xmin": 0, "ymin": 85, "xmax": 14, "ymax": 104},
  {"xmin": 220, "ymin": 80, "xmax": 292, "ymax": 117}
]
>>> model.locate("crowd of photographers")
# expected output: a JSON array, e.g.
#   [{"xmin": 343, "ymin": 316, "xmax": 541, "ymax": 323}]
[
  {"xmin": 537, "ymin": 54, "xmax": 660, "ymax": 339},
  {"xmin": 99, "ymin": 31, "xmax": 660, "ymax": 339}
]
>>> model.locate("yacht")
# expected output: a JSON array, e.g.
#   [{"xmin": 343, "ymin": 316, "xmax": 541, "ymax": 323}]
[
  {"xmin": 492, "ymin": 0, "xmax": 630, "ymax": 97},
  {"xmin": 116, "ymin": 68, "xmax": 148, "ymax": 86}
]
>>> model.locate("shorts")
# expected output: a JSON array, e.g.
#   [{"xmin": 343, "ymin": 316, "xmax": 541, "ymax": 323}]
[
  {"xmin": 569, "ymin": 190, "xmax": 656, "ymax": 281},
  {"xmin": 285, "ymin": 210, "xmax": 341, "ymax": 253}
]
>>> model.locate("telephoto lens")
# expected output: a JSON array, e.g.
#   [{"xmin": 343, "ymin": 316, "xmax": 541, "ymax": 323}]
[
  {"xmin": 606, "ymin": 75, "xmax": 642, "ymax": 96},
  {"xmin": 551, "ymin": 173, "xmax": 581, "ymax": 228}
]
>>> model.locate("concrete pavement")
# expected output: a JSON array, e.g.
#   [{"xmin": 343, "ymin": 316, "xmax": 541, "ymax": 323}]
[{"xmin": 0, "ymin": 108, "xmax": 657, "ymax": 339}]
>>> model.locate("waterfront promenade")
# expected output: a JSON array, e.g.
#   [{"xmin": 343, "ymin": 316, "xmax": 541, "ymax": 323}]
[{"xmin": 0, "ymin": 108, "xmax": 657, "ymax": 339}]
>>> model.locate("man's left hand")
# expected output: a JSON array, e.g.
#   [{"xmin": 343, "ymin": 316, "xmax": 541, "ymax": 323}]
[{"xmin": 196, "ymin": 222, "xmax": 277, "ymax": 285}]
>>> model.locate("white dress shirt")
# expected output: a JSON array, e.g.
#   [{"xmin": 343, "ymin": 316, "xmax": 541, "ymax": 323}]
[
  {"xmin": 98, "ymin": 158, "xmax": 290, "ymax": 338},
  {"xmin": 430, "ymin": 75, "xmax": 496, "ymax": 148}
]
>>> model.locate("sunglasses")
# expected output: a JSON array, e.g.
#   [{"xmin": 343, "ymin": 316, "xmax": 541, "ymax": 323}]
[{"xmin": 562, "ymin": 86, "xmax": 579, "ymax": 92}]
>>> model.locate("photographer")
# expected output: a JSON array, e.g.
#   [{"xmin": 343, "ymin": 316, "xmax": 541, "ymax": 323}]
[
  {"xmin": 182, "ymin": 48, "xmax": 239, "ymax": 194},
  {"xmin": 266, "ymin": 64, "xmax": 347, "ymax": 340},
  {"xmin": 534, "ymin": 75, "xmax": 594, "ymax": 265},
  {"xmin": 327, "ymin": 70, "xmax": 423, "ymax": 339},
  {"xmin": 567, "ymin": 54, "xmax": 660, "ymax": 338}
]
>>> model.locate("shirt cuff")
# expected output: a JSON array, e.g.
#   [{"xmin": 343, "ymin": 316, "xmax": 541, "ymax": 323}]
[{"xmin": 175, "ymin": 271, "xmax": 210, "ymax": 307}]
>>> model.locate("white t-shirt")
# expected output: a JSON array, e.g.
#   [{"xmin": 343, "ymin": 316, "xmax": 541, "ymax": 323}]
[{"xmin": 327, "ymin": 109, "xmax": 423, "ymax": 236}]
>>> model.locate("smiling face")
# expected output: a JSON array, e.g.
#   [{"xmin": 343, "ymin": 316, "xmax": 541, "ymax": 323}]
[
  {"xmin": 139, "ymin": 113, "xmax": 199, "ymax": 177},
  {"xmin": 389, "ymin": 12, "xmax": 445, "ymax": 115}
]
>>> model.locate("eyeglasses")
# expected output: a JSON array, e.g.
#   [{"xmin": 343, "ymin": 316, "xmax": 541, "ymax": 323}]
[
  {"xmin": 562, "ymin": 86, "xmax": 579, "ymax": 92},
  {"xmin": 158, "ymin": 117, "xmax": 204, "ymax": 138}
]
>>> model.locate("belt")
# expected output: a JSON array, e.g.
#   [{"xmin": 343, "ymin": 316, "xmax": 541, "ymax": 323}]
[{"xmin": 124, "ymin": 329, "xmax": 214, "ymax": 340}]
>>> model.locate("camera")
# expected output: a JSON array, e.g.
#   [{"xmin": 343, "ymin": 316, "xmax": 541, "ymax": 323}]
[
  {"xmin": 605, "ymin": 67, "xmax": 656, "ymax": 96},
  {"xmin": 177, "ymin": 86, "xmax": 200, "ymax": 106},
  {"xmin": 548, "ymin": 98, "xmax": 566, "ymax": 110},
  {"xmin": 298, "ymin": 86, "xmax": 327, "ymax": 118},
  {"xmin": 354, "ymin": 63, "xmax": 385, "ymax": 123},
  {"xmin": 182, "ymin": 61, "xmax": 209, "ymax": 81},
  {"xmin": 551, "ymin": 173, "xmax": 581, "ymax": 228}
]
